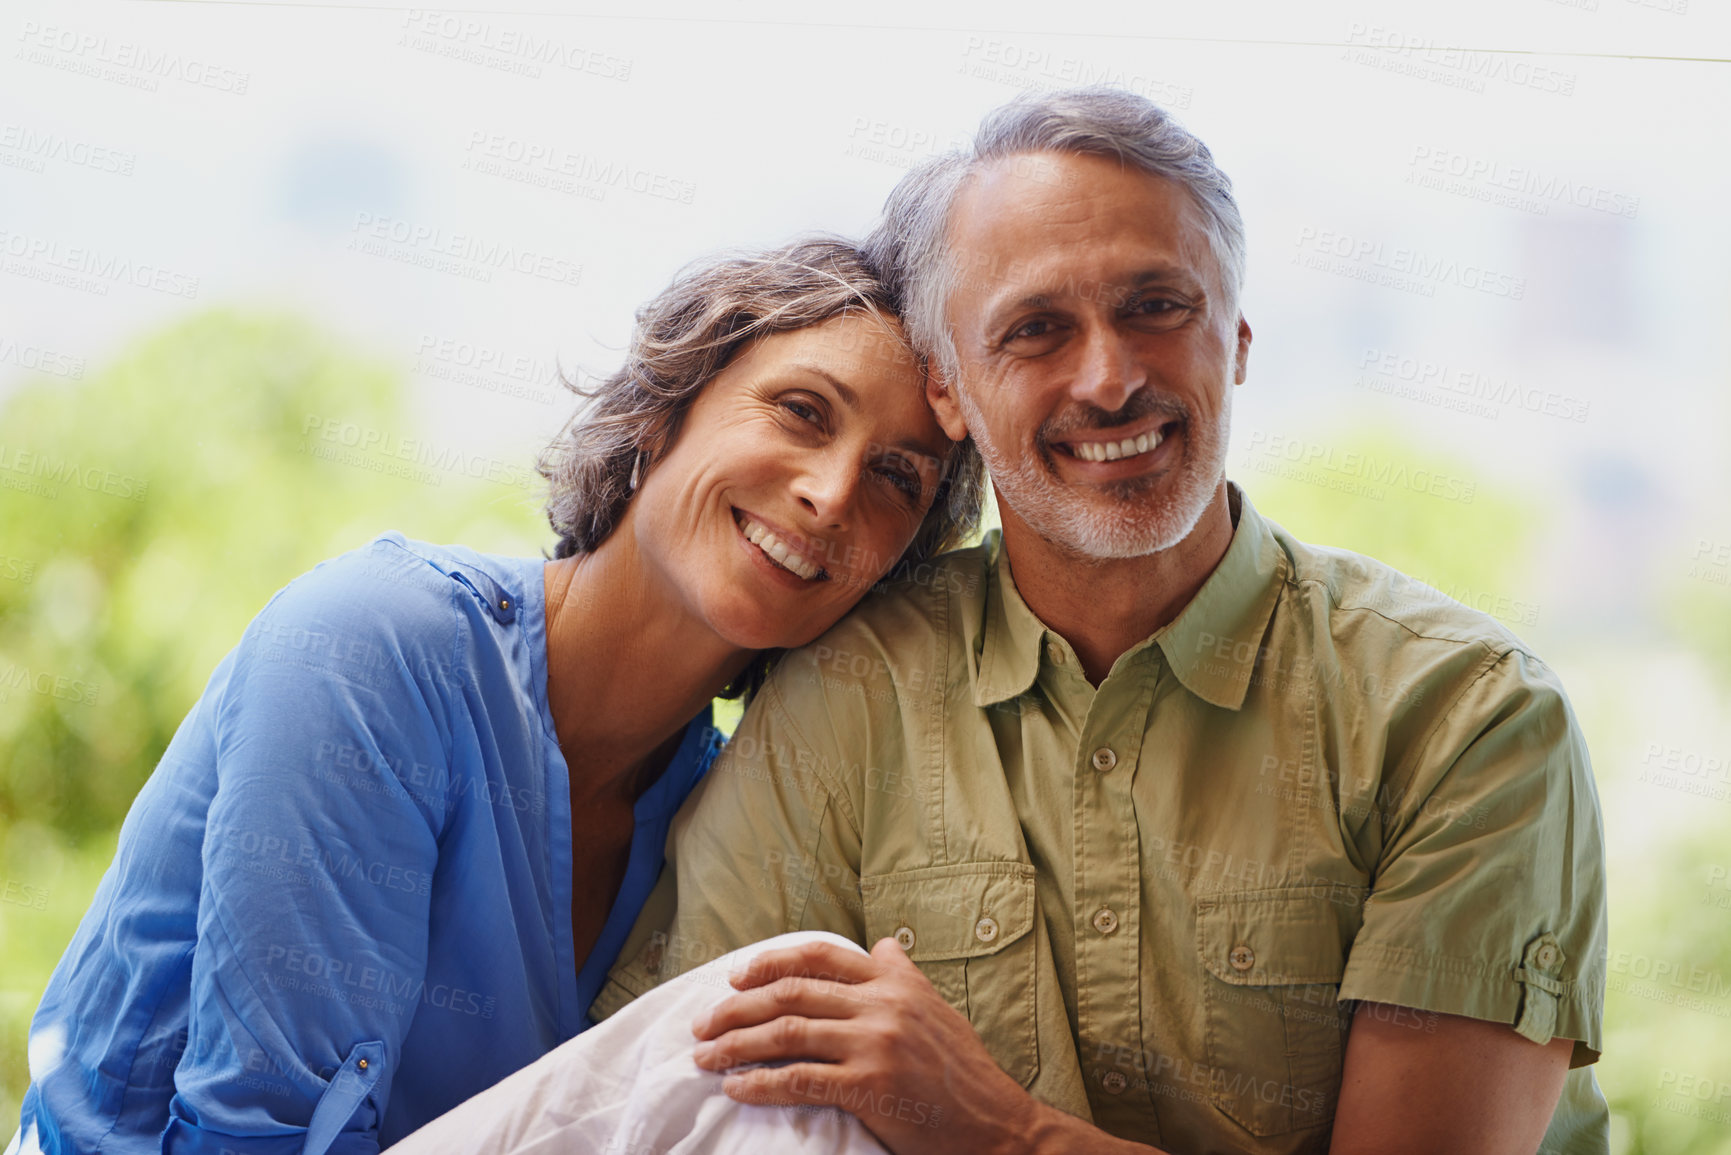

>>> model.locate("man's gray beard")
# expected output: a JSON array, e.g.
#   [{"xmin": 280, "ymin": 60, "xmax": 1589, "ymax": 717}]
[{"xmin": 959, "ymin": 387, "xmax": 1232, "ymax": 561}]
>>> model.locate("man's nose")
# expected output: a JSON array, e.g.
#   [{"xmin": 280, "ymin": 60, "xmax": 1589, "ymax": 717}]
[{"xmin": 1069, "ymin": 324, "xmax": 1147, "ymax": 413}]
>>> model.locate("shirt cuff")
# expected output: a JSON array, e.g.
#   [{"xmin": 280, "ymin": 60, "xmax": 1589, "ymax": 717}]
[{"xmin": 1340, "ymin": 938, "xmax": 1602, "ymax": 1067}]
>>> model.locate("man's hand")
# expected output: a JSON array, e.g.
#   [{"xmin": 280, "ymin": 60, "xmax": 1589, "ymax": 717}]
[{"xmin": 689, "ymin": 937, "xmax": 1070, "ymax": 1155}]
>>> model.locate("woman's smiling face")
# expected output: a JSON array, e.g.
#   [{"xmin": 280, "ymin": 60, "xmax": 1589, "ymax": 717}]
[{"xmin": 630, "ymin": 309, "xmax": 955, "ymax": 651}]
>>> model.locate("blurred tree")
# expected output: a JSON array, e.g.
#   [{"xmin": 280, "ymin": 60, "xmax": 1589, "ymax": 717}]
[
  {"xmin": 0, "ymin": 311, "xmax": 548, "ymax": 839},
  {"xmin": 0, "ymin": 311, "xmax": 548, "ymax": 1124},
  {"xmin": 1233, "ymin": 422, "xmax": 1540, "ymax": 624}
]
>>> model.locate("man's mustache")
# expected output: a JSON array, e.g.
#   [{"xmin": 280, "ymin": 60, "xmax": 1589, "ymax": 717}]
[{"xmin": 1035, "ymin": 393, "xmax": 1191, "ymax": 451}]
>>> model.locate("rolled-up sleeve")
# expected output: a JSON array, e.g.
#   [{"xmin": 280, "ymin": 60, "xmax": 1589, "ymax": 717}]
[
  {"xmin": 1339, "ymin": 648, "xmax": 1607, "ymax": 1066},
  {"xmin": 163, "ymin": 558, "xmax": 453, "ymax": 1153}
]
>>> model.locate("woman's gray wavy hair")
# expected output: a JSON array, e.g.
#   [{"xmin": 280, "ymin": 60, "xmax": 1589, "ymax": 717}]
[
  {"xmin": 538, "ymin": 235, "xmax": 985, "ymax": 572},
  {"xmin": 864, "ymin": 86, "xmax": 1247, "ymax": 383}
]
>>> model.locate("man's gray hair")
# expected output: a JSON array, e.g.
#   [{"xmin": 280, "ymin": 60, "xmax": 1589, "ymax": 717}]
[{"xmin": 864, "ymin": 86, "xmax": 1247, "ymax": 382}]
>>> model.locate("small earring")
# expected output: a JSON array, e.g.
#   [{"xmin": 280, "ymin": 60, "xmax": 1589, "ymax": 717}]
[{"xmin": 628, "ymin": 452, "xmax": 642, "ymax": 492}]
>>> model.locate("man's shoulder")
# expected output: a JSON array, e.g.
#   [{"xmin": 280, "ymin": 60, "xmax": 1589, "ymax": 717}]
[
  {"xmin": 1273, "ymin": 524, "xmax": 1533, "ymax": 661},
  {"xmin": 1260, "ymin": 524, "xmax": 1581, "ymax": 751},
  {"xmin": 757, "ymin": 540, "xmax": 990, "ymax": 731},
  {"xmin": 799, "ymin": 540, "xmax": 990, "ymax": 663}
]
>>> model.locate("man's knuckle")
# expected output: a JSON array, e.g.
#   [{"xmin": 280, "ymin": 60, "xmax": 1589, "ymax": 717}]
[
  {"xmin": 773, "ymin": 1014, "xmax": 806, "ymax": 1046},
  {"xmin": 866, "ymin": 1036, "xmax": 898, "ymax": 1067},
  {"xmin": 738, "ymin": 1070, "xmax": 774, "ymax": 1103}
]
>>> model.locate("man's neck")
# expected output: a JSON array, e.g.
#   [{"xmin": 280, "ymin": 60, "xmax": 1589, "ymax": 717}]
[{"xmin": 998, "ymin": 481, "xmax": 1236, "ymax": 686}]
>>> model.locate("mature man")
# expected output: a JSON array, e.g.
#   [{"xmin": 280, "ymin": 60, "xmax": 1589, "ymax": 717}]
[{"xmin": 600, "ymin": 87, "xmax": 1609, "ymax": 1154}]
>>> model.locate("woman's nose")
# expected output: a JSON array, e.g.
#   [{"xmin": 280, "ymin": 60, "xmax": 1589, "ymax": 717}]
[{"xmin": 790, "ymin": 454, "xmax": 857, "ymax": 529}]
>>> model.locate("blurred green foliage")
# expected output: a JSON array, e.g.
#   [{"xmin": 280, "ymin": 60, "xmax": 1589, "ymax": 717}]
[
  {"xmin": 0, "ymin": 310, "xmax": 546, "ymax": 838},
  {"xmin": 1236, "ymin": 424, "xmax": 1538, "ymax": 619},
  {"xmin": 0, "ymin": 311, "xmax": 546, "ymax": 1126}
]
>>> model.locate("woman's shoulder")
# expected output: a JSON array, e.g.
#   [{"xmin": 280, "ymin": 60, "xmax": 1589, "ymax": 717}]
[{"xmin": 237, "ymin": 533, "xmax": 538, "ymax": 684}]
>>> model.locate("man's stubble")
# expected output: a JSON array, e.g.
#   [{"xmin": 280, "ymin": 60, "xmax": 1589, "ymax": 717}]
[{"xmin": 954, "ymin": 380, "xmax": 1233, "ymax": 562}]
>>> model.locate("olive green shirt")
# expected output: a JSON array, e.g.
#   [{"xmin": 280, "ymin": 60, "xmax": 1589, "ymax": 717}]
[{"xmin": 595, "ymin": 484, "xmax": 1609, "ymax": 1154}]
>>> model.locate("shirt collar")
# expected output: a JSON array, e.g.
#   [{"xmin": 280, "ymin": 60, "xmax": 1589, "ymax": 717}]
[
  {"xmin": 972, "ymin": 483, "xmax": 1288, "ymax": 712},
  {"xmin": 973, "ymin": 531, "xmax": 1048, "ymax": 707}
]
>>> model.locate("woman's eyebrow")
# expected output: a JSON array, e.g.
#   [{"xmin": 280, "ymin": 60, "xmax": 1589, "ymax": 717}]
[
  {"xmin": 787, "ymin": 363, "xmax": 938, "ymax": 461},
  {"xmin": 789, "ymin": 364, "xmax": 859, "ymax": 411}
]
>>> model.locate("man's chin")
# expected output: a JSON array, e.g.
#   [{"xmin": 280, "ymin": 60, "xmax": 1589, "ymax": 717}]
[
  {"xmin": 1016, "ymin": 474, "xmax": 1217, "ymax": 561},
  {"xmin": 1092, "ymin": 471, "xmax": 1169, "ymax": 503}
]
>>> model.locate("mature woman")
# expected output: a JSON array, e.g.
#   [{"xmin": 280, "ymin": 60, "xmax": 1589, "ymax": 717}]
[{"xmin": 13, "ymin": 238, "xmax": 983, "ymax": 1154}]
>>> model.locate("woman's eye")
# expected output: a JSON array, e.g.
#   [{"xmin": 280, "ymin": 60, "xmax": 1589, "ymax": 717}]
[
  {"xmin": 877, "ymin": 464, "xmax": 922, "ymax": 502},
  {"xmin": 781, "ymin": 397, "xmax": 823, "ymax": 425}
]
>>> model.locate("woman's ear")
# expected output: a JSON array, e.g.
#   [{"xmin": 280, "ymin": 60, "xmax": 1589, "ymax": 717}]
[
  {"xmin": 637, "ymin": 416, "xmax": 679, "ymax": 474},
  {"xmin": 925, "ymin": 367, "xmax": 971, "ymax": 443}
]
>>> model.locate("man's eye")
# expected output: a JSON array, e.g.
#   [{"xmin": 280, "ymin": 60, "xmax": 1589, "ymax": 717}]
[
  {"xmin": 1129, "ymin": 297, "xmax": 1185, "ymax": 320},
  {"xmin": 1007, "ymin": 319, "xmax": 1054, "ymax": 341}
]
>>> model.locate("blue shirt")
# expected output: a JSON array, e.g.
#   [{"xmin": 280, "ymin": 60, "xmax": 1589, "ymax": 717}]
[{"xmin": 15, "ymin": 534, "xmax": 721, "ymax": 1154}]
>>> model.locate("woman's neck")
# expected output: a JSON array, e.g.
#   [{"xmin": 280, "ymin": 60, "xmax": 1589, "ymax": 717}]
[{"xmin": 542, "ymin": 527, "xmax": 752, "ymax": 807}]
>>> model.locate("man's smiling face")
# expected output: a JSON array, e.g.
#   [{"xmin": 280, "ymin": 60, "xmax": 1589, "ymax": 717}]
[{"xmin": 932, "ymin": 149, "xmax": 1251, "ymax": 560}]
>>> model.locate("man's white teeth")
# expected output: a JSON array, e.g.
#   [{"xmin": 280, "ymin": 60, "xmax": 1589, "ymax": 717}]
[
  {"xmin": 738, "ymin": 513, "xmax": 821, "ymax": 581},
  {"xmin": 1072, "ymin": 429, "xmax": 1163, "ymax": 463}
]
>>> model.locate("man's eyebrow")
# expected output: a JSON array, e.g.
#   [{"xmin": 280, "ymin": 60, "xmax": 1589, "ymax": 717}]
[
  {"xmin": 1003, "ymin": 292, "xmax": 1053, "ymax": 314},
  {"xmin": 1124, "ymin": 266, "xmax": 1202, "ymax": 291},
  {"xmin": 985, "ymin": 265, "xmax": 1204, "ymax": 321}
]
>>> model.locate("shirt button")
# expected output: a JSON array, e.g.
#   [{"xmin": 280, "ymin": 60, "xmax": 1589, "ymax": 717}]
[
  {"xmin": 1101, "ymin": 1071, "xmax": 1127, "ymax": 1094},
  {"xmin": 643, "ymin": 942, "xmax": 664, "ymax": 975},
  {"xmin": 1090, "ymin": 747, "xmax": 1118, "ymax": 773},
  {"xmin": 1229, "ymin": 945, "xmax": 1256, "ymax": 972},
  {"xmin": 1046, "ymin": 640, "xmax": 1066, "ymax": 665},
  {"xmin": 357, "ymin": 1058, "xmax": 369, "ymax": 1070},
  {"xmin": 894, "ymin": 926, "xmax": 916, "ymax": 951},
  {"xmin": 974, "ymin": 917, "xmax": 1000, "ymax": 944},
  {"xmin": 1092, "ymin": 908, "xmax": 1119, "ymax": 935},
  {"xmin": 1536, "ymin": 943, "xmax": 1560, "ymax": 969}
]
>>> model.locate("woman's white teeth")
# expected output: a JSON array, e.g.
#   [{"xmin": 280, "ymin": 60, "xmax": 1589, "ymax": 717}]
[
  {"xmin": 739, "ymin": 513, "xmax": 821, "ymax": 581},
  {"xmin": 1072, "ymin": 429, "xmax": 1163, "ymax": 462}
]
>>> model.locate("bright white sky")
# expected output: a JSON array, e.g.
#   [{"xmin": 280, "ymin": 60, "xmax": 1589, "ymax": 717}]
[{"xmin": 3, "ymin": 0, "xmax": 1728, "ymax": 638}]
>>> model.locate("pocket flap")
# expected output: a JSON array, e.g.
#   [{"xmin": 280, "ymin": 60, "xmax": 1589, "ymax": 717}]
[
  {"xmin": 861, "ymin": 861, "xmax": 1036, "ymax": 962},
  {"xmin": 1196, "ymin": 888, "xmax": 1350, "ymax": 986}
]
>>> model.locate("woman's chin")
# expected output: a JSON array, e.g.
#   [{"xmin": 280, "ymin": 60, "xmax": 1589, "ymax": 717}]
[
  {"xmin": 707, "ymin": 602, "xmax": 834, "ymax": 654},
  {"xmin": 726, "ymin": 622, "xmax": 827, "ymax": 653}
]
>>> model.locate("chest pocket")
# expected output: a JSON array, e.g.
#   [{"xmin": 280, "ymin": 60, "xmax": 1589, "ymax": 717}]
[
  {"xmin": 1196, "ymin": 887, "xmax": 1354, "ymax": 1137},
  {"xmin": 861, "ymin": 861, "xmax": 1039, "ymax": 1088}
]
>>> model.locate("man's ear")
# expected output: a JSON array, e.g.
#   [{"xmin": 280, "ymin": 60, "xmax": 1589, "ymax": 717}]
[
  {"xmin": 1233, "ymin": 314, "xmax": 1253, "ymax": 386},
  {"xmin": 925, "ymin": 364, "xmax": 971, "ymax": 442}
]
